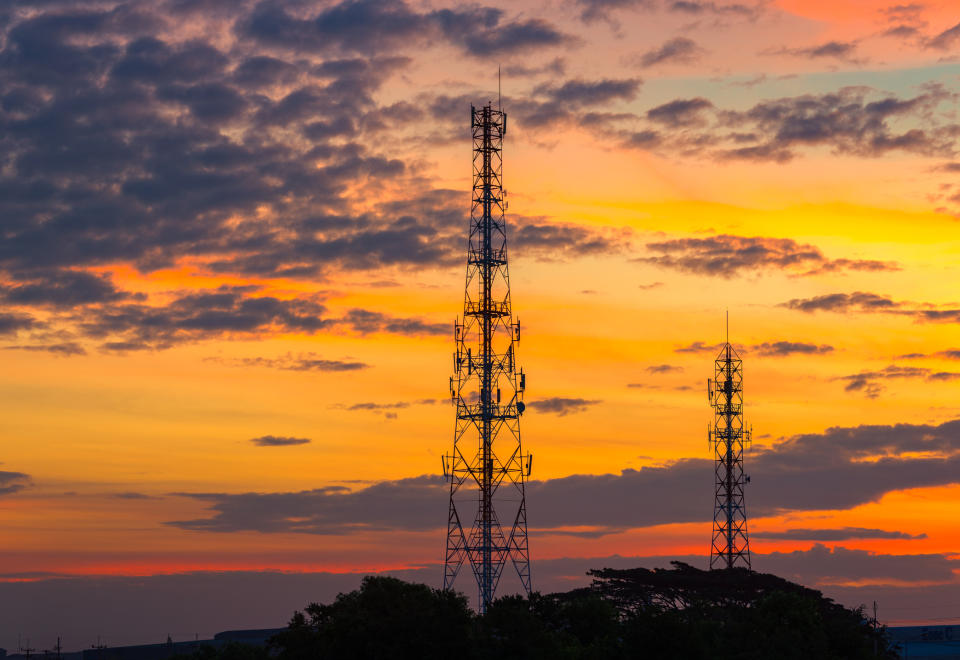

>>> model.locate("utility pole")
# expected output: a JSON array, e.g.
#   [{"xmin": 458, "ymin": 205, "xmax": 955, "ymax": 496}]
[
  {"xmin": 708, "ymin": 315, "xmax": 752, "ymax": 569},
  {"xmin": 443, "ymin": 101, "xmax": 532, "ymax": 612}
]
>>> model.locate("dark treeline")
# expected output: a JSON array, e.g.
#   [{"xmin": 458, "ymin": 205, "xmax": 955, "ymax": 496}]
[{"xmin": 178, "ymin": 562, "xmax": 898, "ymax": 659}]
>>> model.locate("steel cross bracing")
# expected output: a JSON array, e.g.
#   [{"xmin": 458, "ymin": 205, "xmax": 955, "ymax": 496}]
[
  {"xmin": 442, "ymin": 103, "xmax": 532, "ymax": 613},
  {"xmin": 707, "ymin": 340, "xmax": 752, "ymax": 570}
]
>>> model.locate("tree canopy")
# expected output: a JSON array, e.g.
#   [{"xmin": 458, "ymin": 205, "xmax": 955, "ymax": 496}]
[{"xmin": 178, "ymin": 564, "xmax": 898, "ymax": 659}]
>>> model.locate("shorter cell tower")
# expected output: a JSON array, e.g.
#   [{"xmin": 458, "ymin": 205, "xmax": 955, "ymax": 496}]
[{"xmin": 707, "ymin": 314, "xmax": 752, "ymax": 570}]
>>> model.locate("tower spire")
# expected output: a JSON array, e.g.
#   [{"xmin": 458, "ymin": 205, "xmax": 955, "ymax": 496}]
[
  {"xmin": 443, "ymin": 102, "xmax": 532, "ymax": 611},
  {"xmin": 707, "ymin": 316, "xmax": 751, "ymax": 569}
]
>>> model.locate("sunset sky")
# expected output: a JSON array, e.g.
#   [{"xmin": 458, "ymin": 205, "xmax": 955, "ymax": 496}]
[{"xmin": 3, "ymin": 0, "xmax": 960, "ymax": 647}]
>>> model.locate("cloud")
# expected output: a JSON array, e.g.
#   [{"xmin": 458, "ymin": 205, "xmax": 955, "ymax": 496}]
[
  {"xmin": 835, "ymin": 364, "xmax": 960, "ymax": 398},
  {"xmin": 332, "ymin": 399, "xmax": 437, "ymax": 417},
  {"xmin": 634, "ymin": 37, "xmax": 704, "ymax": 68},
  {"xmin": 780, "ymin": 291, "xmax": 900, "ymax": 313},
  {"xmin": 1, "ymin": 271, "xmax": 140, "ymax": 308},
  {"xmin": 899, "ymin": 349, "xmax": 960, "ymax": 360},
  {"xmin": 575, "ymin": 0, "xmax": 657, "ymax": 23},
  {"xmin": 763, "ymin": 41, "xmax": 860, "ymax": 62},
  {"xmin": 781, "ymin": 292, "xmax": 960, "ymax": 326},
  {"xmin": 339, "ymin": 309, "xmax": 446, "ymax": 336},
  {"xmin": 646, "ymin": 98, "xmax": 714, "ymax": 127},
  {"xmin": 250, "ymin": 436, "xmax": 311, "ymax": 447},
  {"xmin": 535, "ymin": 78, "xmax": 642, "ymax": 108},
  {"xmin": 169, "ymin": 477, "xmax": 446, "ymax": 534},
  {"xmin": 638, "ymin": 234, "xmax": 896, "ymax": 278},
  {"xmin": 511, "ymin": 220, "xmax": 630, "ymax": 258},
  {"xmin": 674, "ymin": 341, "xmax": 724, "ymax": 354},
  {"xmin": 716, "ymin": 86, "xmax": 956, "ymax": 161},
  {"xmin": 207, "ymin": 353, "xmax": 370, "ymax": 372},
  {"xmin": 646, "ymin": 364, "xmax": 683, "ymax": 373},
  {"xmin": 753, "ymin": 527, "xmax": 926, "ymax": 541},
  {"xmin": 0, "ymin": 313, "xmax": 36, "ymax": 335},
  {"xmin": 238, "ymin": 0, "xmax": 571, "ymax": 57},
  {"xmin": 79, "ymin": 287, "xmax": 331, "ymax": 351},
  {"xmin": 111, "ymin": 491, "xmax": 156, "ymax": 500},
  {"xmin": 0, "ymin": 471, "xmax": 30, "ymax": 496},
  {"xmin": 752, "ymin": 342, "xmax": 834, "ymax": 357},
  {"xmin": 8, "ymin": 285, "xmax": 444, "ymax": 352},
  {"xmin": 927, "ymin": 21, "xmax": 960, "ymax": 50},
  {"xmin": 669, "ymin": 1, "xmax": 761, "ymax": 19},
  {"xmin": 526, "ymin": 397, "xmax": 602, "ymax": 416},
  {"xmin": 4, "ymin": 342, "xmax": 87, "ymax": 356},
  {"xmin": 167, "ymin": 418, "xmax": 960, "ymax": 537}
]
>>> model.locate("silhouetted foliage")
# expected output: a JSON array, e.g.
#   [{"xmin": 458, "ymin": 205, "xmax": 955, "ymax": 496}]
[
  {"xmin": 170, "ymin": 641, "xmax": 269, "ymax": 660},
  {"xmin": 269, "ymin": 565, "xmax": 897, "ymax": 659},
  {"xmin": 271, "ymin": 575, "xmax": 473, "ymax": 660}
]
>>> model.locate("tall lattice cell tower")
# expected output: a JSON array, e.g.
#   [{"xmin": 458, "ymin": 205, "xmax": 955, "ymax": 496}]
[
  {"xmin": 442, "ymin": 103, "xmax": 533, "ymax": 612},
  {"xmin": 707, "ymin": 319, "xmax": 752, "ymax": 570}
]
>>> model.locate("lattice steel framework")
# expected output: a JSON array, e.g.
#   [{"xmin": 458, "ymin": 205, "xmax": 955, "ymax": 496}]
[
  {"xmin": 442, "ymin": 103, "xmax": 532, "ymax": 612},
  {"xmin": 707, "ymin": 329, "xmax": 752, "ymax": 570}
]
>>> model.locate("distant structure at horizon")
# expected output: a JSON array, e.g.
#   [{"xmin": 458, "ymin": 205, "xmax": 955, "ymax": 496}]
[
  {"xmin": 442, "ymin": 102, "xmax": 533, "ymax": 612},
  {"xmin": 707, "ymin": 317, "xmax": 752, "ymax": 569}
]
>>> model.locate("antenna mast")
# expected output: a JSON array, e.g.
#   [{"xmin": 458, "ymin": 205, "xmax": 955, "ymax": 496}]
[
  {"xmin": 707, "ymin": 317, "xmax": 752, "ymax": 569},
  {"xmin": 443, "ymin": 101, "xmax": 531, "ymax": 612}
]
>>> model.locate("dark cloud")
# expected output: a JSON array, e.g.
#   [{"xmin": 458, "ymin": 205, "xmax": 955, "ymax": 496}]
[
  {"xmin": 79, "ymin": 287, "xmax": 331, "ymax": 351},
  {"xmin": 780, "ymin": 291, "xmax": 899, "ymax": 313},
  {"xmin": 111, "ymin": 491, "xmax": 156, "ymax": 500},
  {"xmin": 503, "ymin": 57, "xmax": 566, "ymax": 78},
  {"xmin": 752, "ymin": 342, "xmax": 834, "ymax": 357},
  {"xmin": 646, "ymin": 364, "xmax": 682, "ymax": 373},
  {"xmin": 575, "ymin": 0, "xmax": 656, "ymax": 23},
  {"xmin": 0, "ymin": 471, "xmax": 30, "ymax": 496},
  {"xmin": 250, "ymin": 436, "xmax": 311, "ymax": 447},
  {"xmin": 669, "ymin": 1, "xmax": 761, "ymax": 18},
  {"xmin": 835, "ymin": 364, "xmax": 960, "ymax": 399},
  {"xmin": 638, "ymin": 234, "xmax": 896, "ymax": 277},
  {"xmin": 0, "ymin": 313, "xmax": 37, "ymax": 335},
  {"xmin": 899, "ymin": 349, "xmax": 960, "ymax": 360},
  {"xmin": 674, "ymin": 341, "xmax": 724, "ymax": 354},
  {"xmin": 526, "ymin": 397, "xmax": 602, "ymax": 416},
  {"xmin": 646, "ymin": 98, "xmax": 713, "ymax": 127},
  {"xmin": 927, "ymin": 21, "xmax": 960, "ymax": 50},
  {"xmin": 648, "ymin": 340, "xmax": 824, "ymax": 360},
  {"xmin": 207, "ymin": 353, "xmax": 369, "ymax": 372},
  {"xmin": 716, "ymin": 86, "xmax": 956, "ymax": 161},
  {"xmin": 780, "ymin": 292, "xmax": 960, "ymax": 326},
  {"xmin": 333, "ymin": 399, "xmax": 437, "ymax": 418},
  {"xmin": 535, "ymin": 78, "xmax": 642, "ymax": 108},
  {"xmin": 166, "ymin": 417, "xmax": 960, "ymax": 536},
  {"xmin": 1, "ymin": 270, "xmax": 139, "ymax": 308},
  {"xmin": 634, "ymin": 37, "xmax": 704, "ymax": 68},
  {"xmin": 512, "ymin": 220, "xmax": 629, "ymax": 258},
  {"xmin": 764, "ymin": 41, "xmax": 860, "ymax": 61},
  {"xmin": 339, "ymin": 309, "xmax": 446, "ymax": 336},
  {"xmin": 60, "ymin": 287, "xmax": 447, "ymax": 350},
  {"xmin": 169, "ymin": 476, "xmax": 446, "ymax": 534},
  {"xmin": 4, "ymin": 342, "xmax": 87, "ymax": 356},
  {"xmin": 753, "ymin": 527, "xmax": 926, "ymax": 541},
  {"xmin": 238, "ymin": 0, "xmax": 570, "ymax": 57}
]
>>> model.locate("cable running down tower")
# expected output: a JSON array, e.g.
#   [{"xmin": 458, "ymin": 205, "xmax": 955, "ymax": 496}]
[
  {"xmin": 443, "ymin": 103, "xmax": 532, "ymax": 612},
  {"xmin": 707, "ymin": 317, "xmax": 752, "ymax": 570}
]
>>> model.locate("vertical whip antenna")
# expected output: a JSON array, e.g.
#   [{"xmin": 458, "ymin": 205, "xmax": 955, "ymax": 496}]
[
  {"xmin": 707, "ymin": 316, "xmax": 752, "ymax": 569},
  {"xmin": 443, "ymin": 102, "xmax": 531, "ymax": 612}
]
